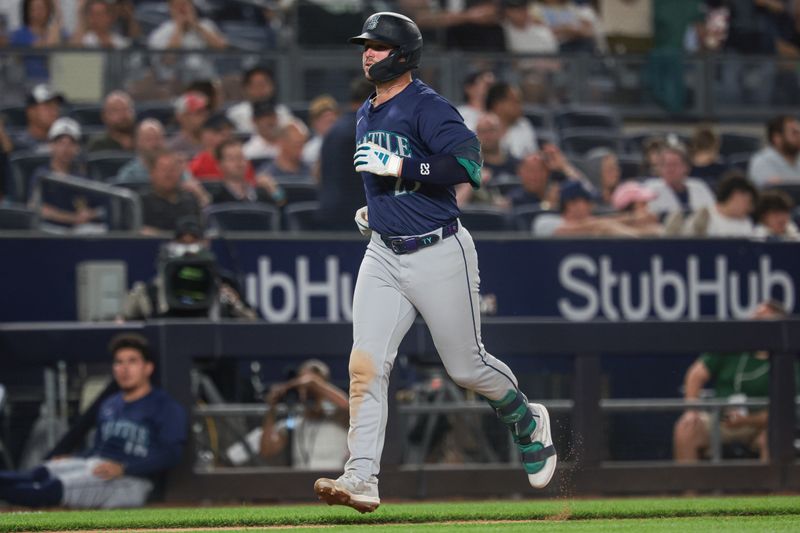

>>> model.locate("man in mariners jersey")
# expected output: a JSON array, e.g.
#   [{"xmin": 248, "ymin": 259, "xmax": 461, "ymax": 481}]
[
  {"xmin": 314, "ymin": 12, "xmax": 556, "ymax": 513},
  {"xmin": 0, "ymin": 334, "xmax": 186, "ymax": 508}
]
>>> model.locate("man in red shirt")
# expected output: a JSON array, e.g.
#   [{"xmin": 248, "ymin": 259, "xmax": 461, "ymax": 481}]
[{"xmin": 189, "ymin": 113, "xmax": 256, "ymax": 183}]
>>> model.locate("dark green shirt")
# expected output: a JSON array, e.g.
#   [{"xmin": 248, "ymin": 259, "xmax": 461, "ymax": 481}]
[{"xmin": 699, "ymin": 352, "xmax": 800, "ymax": 399}]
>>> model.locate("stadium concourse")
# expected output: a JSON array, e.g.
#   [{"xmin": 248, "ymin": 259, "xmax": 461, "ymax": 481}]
[{"xmin": 0, "ymin": 0, "xmax": 799, "ymax": 512}]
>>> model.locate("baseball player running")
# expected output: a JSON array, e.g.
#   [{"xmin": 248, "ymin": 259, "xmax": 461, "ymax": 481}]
[
  {"xmin": 314, "ymin": 12, "xmax": 556, "ymax": 513},
  {"xmin": 0, "ymin": 334, "xmax": 186, "ymax": 509}
]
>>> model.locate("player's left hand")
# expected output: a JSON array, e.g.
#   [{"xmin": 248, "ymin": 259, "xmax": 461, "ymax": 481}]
[
  {"xmin": 354, "ymin": 142, "xmax": 403, "ymax": 177},
  {"xmin": 92, "ymin": 460, "xmax": 125, "ymax": 480}
]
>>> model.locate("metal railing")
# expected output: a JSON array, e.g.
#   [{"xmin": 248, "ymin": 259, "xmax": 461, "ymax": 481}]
[
  {"xmin": 1, "ymin": 48, "xmax": 799, "ymax": 121},
  {"xmin": 29, "ymin": 172, "xmax": 142, "ymax": 232}
]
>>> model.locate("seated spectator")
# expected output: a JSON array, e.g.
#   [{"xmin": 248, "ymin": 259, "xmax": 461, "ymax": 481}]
[
  {"xmin": 115, "ymin": 119, "xmax": 166, "ymax": 184},
  {"xmin": 748, "ymin": 115, "xmax": 800, "ymax": 187},
  {"xmin": 243, "ymin": 99, "xmax": 280, "ymax": 161},
  {"xmin": 643, "ymin": 143, "xmax": 716, "ymax": 218},
  {"xmin": 140, "ymin": 150, "xmax": 201, "ymax": 235},
  {"xmin": 147, "ymin": 0, "xmax": 227, "ymax": 83},
  {"xmin": 455, "ymin": 169, "xmax": 510, "ymax": 210},
  {"xmin": 211, "ymin": 139, "xmax": 282, "ymax": 205},
  {"xmin": 639, "ymin": 135, "xmax": 667, "ymax": 178},
  {"xmin": 256, "ymin": 120, "xmax": 312, "ymax": 181},
  {"xmin": 547, "ymin": 180, "xmax": 659, "ymax": 237},
  {"xmin": 584, "ymin": 148, "xmax": 621, "ymax": 207},
  {"xmin": 87, "ymin": 91, "xmax": 136, "ymax": 153},
  {"xmin": 30, "ymin": 118, "xmax": 107, "ymax": 232},
  {"xmin": 501, "ymin": 0, "xmax": 559, "ymax": 54},
  {"xmin": 506, "ymin": 152, "xmax": 558, "ymax": 209},
  {"xmin": 689, "ymin": 125, "xmax": 730, "ymax": 191},
  {"xmin": 147, "ymin": 0, "xmax": 226, "ymax": 51},
  {"xmin": 486, "ymin": 81, "xmax": 538, "ymax": 159},
  {"xmin": 610, "ymin": 180, "xmax": 663, "ymax": 234},
  {"xmin": 259, "ymin": 359, "xmax": 349, "ymax": 469},
  {"xmin": 673, "ymin": 300, "xmax": 795, "ymax": 463},
  {"xmin": 227, "ymin": 65, "xmax": 293, "ymax": 134},
  {"xmin": 168, "ymin": 91, "xmax": 209, "ymax": 159},
  {"xmin": 399, "ymin": 0, "xmax": 506, "ymax": 51},
  {"xmin": 753, "ymin": 189, "xmax": 800, "ymax": 241},
  {"xmin": 10, "ymin": 0, "xmax": 64, "ymax": 81},
  {"xmin": 302, "ymin": 94, "xmax": 339, "ymax": 170},
  {"xmin": 532, "ymin": 0, "xmax": 597, "ymax": 54},
  {"xmin": 475, "ymin": 112, "xmax": 519, "ymax": 183},
  {"xmin": 189, "ymin": 113, "xmax": 255, "ymax": 183},
  {"xmin": 111, "ymin": 0, "xmax": 141, "ymax": 44},
  {"xmin": 457, "ymin": 70, "xmax": 496, "ymax": 132},
  {"xmin": 69, "ymin": 0, "xmax": 130, "ymax": 49},
  {"xmin": 123, "ymin": 217, "xmax": 256, "ymax": 320},
  {"xmin": 685, "ymin": 172, "xmax": 757, "ymax": 237},
  {"xmin": 12, "ymin": 83, "xmax": 65, "ymax": 153},
  {"xmin": 0, "ymin": 334, "xmax": 186, "ymax": 508},
  {"xmin": 9, "ymin": 0, "xmax": 64, "ymax": 48}
]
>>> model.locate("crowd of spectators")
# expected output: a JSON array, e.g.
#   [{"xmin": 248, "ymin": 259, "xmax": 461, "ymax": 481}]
[{"xmin": 0, "ymin": 1, "xmax": 798, "ymax": 239}]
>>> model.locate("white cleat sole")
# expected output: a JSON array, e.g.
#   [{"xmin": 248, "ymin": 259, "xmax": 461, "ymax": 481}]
[
  {"xmin": 314, "ymin": 477, "xmax": 380, "ymax": 514},
  {"xmin": 527, "ymin": 402, "xmax": 557, "ymax": 489}
]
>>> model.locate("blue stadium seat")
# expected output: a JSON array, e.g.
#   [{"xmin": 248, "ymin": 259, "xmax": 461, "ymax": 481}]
[
  {"xmin": 283, "ymin": 201, "xmax": 323, "ymax": 231},
  {"xmin": 68, "ymin": 105, "xmax": 104, "ymax": 128},
  {"xmin": 0, "ymin": 204, "xmax": 38, "ymax": 230},
  {"xmin": 136, "ymin": 102, "xmax": 175, "ymax": 130},
  {"xmin": 719, "ymin": 132, "xmax": 762, "ymax": 158},
  {"xmin": 280, "ymin": 181, "xmax": 318, "ymax": 204},
  {"xmin": 0, "ymin": 105, "xmax": 27, "ymax": 129},
  {"xmin": 560, "ymin": 128, "xmax": 625, "ymax": 158},
  {"xmin": 205, "ymin": 202, "xmax": 281, "ymax": 233},
  {"xmin": 554, "ymin": 107, "xmax": 621, "ymax": 134},
  {"xmin": 9, "ymin": 152, "xmax": 50, "ymax": 201},
  {"xmin": 459, "ymin": 205, "xmax": 513, "ymax": 231},
  {"xmin": 765, "ymin": 184, "xmax": 800, "ymax": 206},
  {"xmin": 524, "ymin": 106, "xmax": 553, "ymax": 131},
  {"xmin": 87, "ymin": 151, "xmax": 135, "ymax": 182},
  {"xmin": 511, "ymin": 205, "xmax": 555, "ymax": 232}
]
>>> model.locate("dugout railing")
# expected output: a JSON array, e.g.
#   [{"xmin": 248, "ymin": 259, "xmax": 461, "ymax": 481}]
[{"xmin": 1, "ymin": 318, "xmax": 798, "ymax": 501}]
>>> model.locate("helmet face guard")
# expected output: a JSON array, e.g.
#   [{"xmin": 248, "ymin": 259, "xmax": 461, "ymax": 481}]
[{"xmin": 349, "ymin": 12, "xmax": 423, "ymax": 83}]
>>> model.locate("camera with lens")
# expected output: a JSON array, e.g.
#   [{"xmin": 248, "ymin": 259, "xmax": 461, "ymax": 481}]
[{"xmin": 156, "ymin": 241, "xmax": 219, "ymax": 317}]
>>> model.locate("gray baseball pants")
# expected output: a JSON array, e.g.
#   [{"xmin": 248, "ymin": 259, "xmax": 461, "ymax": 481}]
[
  {"xmin": 45, "ymin": 457, "xmax": 153, "ymax": 508},
  {"xmin": 344, "ymin": 222, "xmax": 519, "ymax": 482}
]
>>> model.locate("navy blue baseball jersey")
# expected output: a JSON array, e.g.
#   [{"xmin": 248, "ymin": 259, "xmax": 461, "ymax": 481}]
[
  {"xmin": 356, "ymin": 79, "xmax": 479, "ymax": 236},
  {"xmin": 91, "ymin": 388, "xmax": 186, "ymax": 478}
]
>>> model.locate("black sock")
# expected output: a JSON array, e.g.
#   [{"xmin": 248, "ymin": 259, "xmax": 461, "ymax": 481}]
[{"xmin": 0, "ymin": 477, "xmax": 63, "ymax": 508}]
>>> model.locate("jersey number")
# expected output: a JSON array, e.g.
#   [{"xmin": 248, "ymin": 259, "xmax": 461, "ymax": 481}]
[{"xmin": 394, "ymin": 178, "xmax": 421, "ymax": 196}]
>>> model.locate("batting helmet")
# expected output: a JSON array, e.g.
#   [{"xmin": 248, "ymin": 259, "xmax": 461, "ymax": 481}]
[{"xmin": 349, "ymin": 12, "xmax": 423, "ymax": 83}]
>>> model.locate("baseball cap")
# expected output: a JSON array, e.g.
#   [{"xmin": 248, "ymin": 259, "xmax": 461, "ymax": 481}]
[
  {"xmin": 560, "ymin": 180, "xmax": 593, "ymax": 204},
  {"xmin": 611, "ymin": 181, "xmax": 657, "ymax": 210},
  {"xmin": 174, "ymin": 92, "xmax": 209, "ymax": 114},
  {"xmin": 251, "ymin": 99, "xmax": 276, "ymax": 118},
  {"xmin": 48, "ymin": 117, "xmax": 82, "ymax": 141},
  {"xmin": 26, "ymin": 84, "xmax": 65, "ymax": 107},
  {"xmin": 202, "ymin": 112, "xmax": 234, "ymax": 131}
]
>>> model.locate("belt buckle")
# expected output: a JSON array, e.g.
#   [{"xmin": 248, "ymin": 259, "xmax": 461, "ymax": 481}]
[{"xmin": 389, "ymin": 238, "xmax": 406, "ymax": 254}]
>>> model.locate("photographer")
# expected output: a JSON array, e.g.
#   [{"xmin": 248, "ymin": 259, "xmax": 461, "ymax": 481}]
[
  {"xmin": 122, "ymin": 216, "xmax": 256, "ymax": 320},
  {"xmin": 259, "ymin": 360, "xmax": 348, "ymax": 469}
]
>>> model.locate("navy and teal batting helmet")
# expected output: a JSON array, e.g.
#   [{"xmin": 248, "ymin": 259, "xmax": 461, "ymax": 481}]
[{"xmin": 349, "ymin": 12, "xmax": 423, "ymax": 83}]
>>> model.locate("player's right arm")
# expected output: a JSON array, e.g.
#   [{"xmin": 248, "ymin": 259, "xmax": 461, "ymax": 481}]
[{"xmin": 683, "ymin": 359, "xmax": 711, "ymax": 402}]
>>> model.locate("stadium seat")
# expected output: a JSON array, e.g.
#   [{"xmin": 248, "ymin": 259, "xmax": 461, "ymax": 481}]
[
  {"xmin": 524, "ymin": 106, "xmax": 553, "ymax": 131},
  {"xmin": 535, "ymin": 129, "xmax": 559, "ymax": 148},
  {"xmin": 623, "ymin": 132, "xmax": 691, "ymax": 155},
  {"xmin": 458, "ymin": 205, "xmax": 513, "ymax": 231},
  {"xmin": 200, "ymin": 180, "xmax": 226, "ymax": 198},
  {"xmin": 280, "ymin": 182, "xmax": 318, "ymax": 204},
  {"xmin": 283, "ymin": 201, "xmax": 323, "ymax": 231},
  {"xmin": 205, "ymin": 202, "xmax": 281, "ymax": 233},
  {"xmin": 726, "ymin": 152, "xmax": 752, "ymax": 172},
  {"xmin": 9, "ymin": 152, "xmax": 50, "ymax": 201},
  {"xmin": 67, "ymin": 104, "xmax": 104, "ymax": 128},
  {"xmin": 511, "ymin": 205, "xmax": 556, "ymax": 232},
  {"xmin": 553, "ymin": 107, "xmax": 621, "ymax": 134},
  {"xmin": 112, "ymin": 178, "xmax": 151, "ymax": 196},
  {"xmin": 719, "ymin": 132, "xmax": 762, "ymax": 158},
  {"xmin": 0, "ymin": 204, "xmax": 38, "ymax": 230},
  {"xmin": 560, "ymin": 128, "xmax": 625, "ymax": 157},
  {"xmin": 765, "ymin": 184, "xmax": 800, "ymax": 206},
  {"xmin": 618, "ymin": 154, "xmax": 644, "ymax": 180},
  {"xmin": 0, "ymin": 105, "xmax": 27, "ymax": 129},
  {"xmin": 136, "ymin": 102, "xmax": 175, "ymax": 129},
  {"xmin": 87, "ymin": 151, "xmax": 135, "ymax": 182}
]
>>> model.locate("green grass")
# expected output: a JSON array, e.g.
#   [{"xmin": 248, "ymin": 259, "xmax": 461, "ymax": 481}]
[{"xmin": 0, "ymin": 495, "xmax": 798, "ymax": 532}]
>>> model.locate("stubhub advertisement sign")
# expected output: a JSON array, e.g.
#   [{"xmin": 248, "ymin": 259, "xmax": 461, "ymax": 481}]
[{"xmin": 0, "ymin": 237, "xmax": 797, "ymax": 322}]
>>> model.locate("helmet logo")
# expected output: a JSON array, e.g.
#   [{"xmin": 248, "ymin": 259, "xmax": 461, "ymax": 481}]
[{"xmin": 366, "ymin": 15, "xmax": 380, "ymax": 30}]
